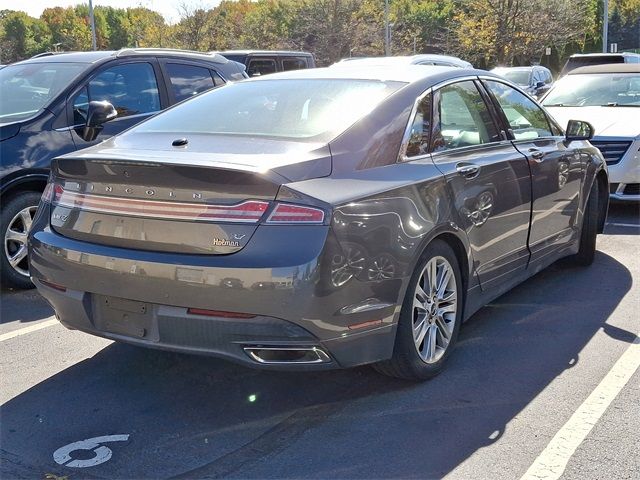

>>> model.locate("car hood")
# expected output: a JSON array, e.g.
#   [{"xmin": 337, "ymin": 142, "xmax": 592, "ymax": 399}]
[{"xmin": 545, "ymin": 106, "xmax": 640, "ymax": 138}]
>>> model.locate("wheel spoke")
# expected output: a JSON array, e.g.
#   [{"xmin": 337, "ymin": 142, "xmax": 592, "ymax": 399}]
[
  {"xmin": 425, "ymin": 325, "xmax": 438, "ymax": 362},
  {"xmin": 436, "ymin": 265, "xmax": 452, "ymax": 298},
  {"xmin": 415, "ymin": 282, "xmax": 428, "ymax": 304},
  {"xmin": 414, "ymin": 319, "xmax": 428, "ymax": 348},
  {"xmin": 9, "ymin": 245, "xmax": 27, "ymax": 267},
  {"xmin": 19, "ymin": 209, "xmax": 34, "ymax": 232},
  {"xmin": 435, "ymin": 315, "xmax": 452, "ymax": 342},
  {"xmin": 6, "ymin": 229, "xmax": 27, "ymax": 245},
  {"xmin": 428, "ymin": 259, "xmax": 438, "ymax": 294},
  {"xmin": 438, "ymin": 303, "xmax": 456, "ymax": 315}
]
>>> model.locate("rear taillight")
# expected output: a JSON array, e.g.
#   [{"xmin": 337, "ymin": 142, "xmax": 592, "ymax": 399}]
[
  {"xmin": 52, "ymin": 186, "xmax": 269, "ymax": 223},
  {"xmin": 48, "ymin": 184, "xmax": 326, "ymax": 225},
  {"xmin": 42, "ymin": 183, "xmax": 63, "ymax": 204},
  {"xmin": 265, "ymin": 203, "xmax": 325, "ymax": 224}
]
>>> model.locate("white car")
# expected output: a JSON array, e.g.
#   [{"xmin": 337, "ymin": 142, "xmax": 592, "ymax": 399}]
[
  {"xmin": 542, "ymin": 64, "xmax": 640, "ymax": 201},
  {"xmin": 332, "ymin": 54, "xmax": 473, "ymax": 69}
]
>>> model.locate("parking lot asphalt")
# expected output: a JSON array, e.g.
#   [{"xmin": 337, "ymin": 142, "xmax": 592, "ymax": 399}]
[{"xmin": 1, "ymin": 202, "xmax": 638, "ymax": 480}]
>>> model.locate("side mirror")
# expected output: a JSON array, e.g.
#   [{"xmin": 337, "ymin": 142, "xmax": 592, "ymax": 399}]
[
  {"xmin": 565, "ymin": 119, "xmax": 594, "ymax": 142},
  {"xmin": 82, "ymin": 100, "xmax": 117, "ymax": 141},
  {"xmin": 535, "ymin": 81, "xmax": 545, "ymax": 89}
]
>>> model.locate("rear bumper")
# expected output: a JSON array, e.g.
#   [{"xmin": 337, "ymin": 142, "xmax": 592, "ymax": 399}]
[{"xmin": 29, "ymin": 224, "xmax": 401, "ymax": 369}]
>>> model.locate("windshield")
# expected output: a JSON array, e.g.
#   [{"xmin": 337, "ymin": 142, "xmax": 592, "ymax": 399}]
[
  {"xmin": 132, "ymin": 78, "xmax": 404, "ymax": 141},
  {"xmin": 0, "ymin": 62, "xmax": 87, "ymax": 123},
  {"xmin": 543, "ymin": 73, "xmax": 640, "ymax": 107},
  {"xmin": 499, "ymin": 70, "xmax": 531, "ymax": 86}
]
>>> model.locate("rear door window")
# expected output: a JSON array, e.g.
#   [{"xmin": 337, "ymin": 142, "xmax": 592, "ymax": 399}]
[
  {"xmin": 166, "ymin": 63, "xmax": 215, "ymax": 102},
  {"xmin": 85, "ymin": 62, "xmax": 160, "ymax": 118},
  {"xmin": 431, "ymin": 80, "xmax": 501, "ymax": 152},
  {"xmin": 282, "ymin": 58, "xmax": 307, "ymax": 71}
]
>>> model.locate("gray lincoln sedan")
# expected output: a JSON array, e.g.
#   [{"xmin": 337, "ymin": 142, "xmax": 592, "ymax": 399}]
[{"xmin": 28, "ymin": 66, "xmax": 608, "ymax": 380}]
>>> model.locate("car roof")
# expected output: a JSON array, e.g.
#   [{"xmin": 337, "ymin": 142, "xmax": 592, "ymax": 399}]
[
  {"xmin": 569, "ymin": 52, "xmax": 640, "ymax": 58},
  {"xmin": 335, "ymin": 55, "xmax": 471, "ymax": 67},
  {"xmin": 251, "ymin": 65, "xmax": 487, "ymax": 84},
  {"xmin": 13, "ymin": 49, "xmax": 230, "ymax": 66},
  {"xmin": 568, "ymin": 64, "xmax": 640, "ymax": 74},
  {"xmin": 217, "ymin": 50, "xmax": 313, "ymax": 56}
]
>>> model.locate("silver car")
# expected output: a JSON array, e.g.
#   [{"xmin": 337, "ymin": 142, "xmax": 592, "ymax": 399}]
[{"xmin": 29, "ymin": 66, "xmax": 608, "ymax": 380}]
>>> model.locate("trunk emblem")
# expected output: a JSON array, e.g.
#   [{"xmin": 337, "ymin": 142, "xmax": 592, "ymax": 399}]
[{"xmin": 212, "ymin": 238, "xmax": 240, "ymax": 247}]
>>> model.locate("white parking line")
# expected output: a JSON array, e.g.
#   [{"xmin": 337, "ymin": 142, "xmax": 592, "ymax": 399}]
[
  {"xmin": 521, "ymin": 331, "xmax": 640, "ymax": 480},
  {"xmin": 0, "ymin": 318, "xmax": 59, "ymax": 343}
]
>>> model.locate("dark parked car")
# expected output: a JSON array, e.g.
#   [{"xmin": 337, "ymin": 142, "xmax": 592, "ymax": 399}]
[
  {"xmin": 216, "ymin": 50, "xmax": 315, "ymax": 76},
  {"xmin": 29, "ymin": 66, "xmax": 608, "ymax": 380},
  {"xmin": 561, "ymin": 52, "xmax": 640, "ymax": 76},
  {"xmin": 0, "ymin": 48, "xmax": 247, "ymax": 288},
  {"xmin": 491, "ymin": 66, "xmax": 553, "ymax": 98}
]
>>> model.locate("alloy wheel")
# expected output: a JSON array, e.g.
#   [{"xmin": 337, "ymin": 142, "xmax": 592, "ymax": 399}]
[
  {"xmin": 4, "ymin": 205, "xmax": 37, "ymax": 278},
  {"xmin": 411, "ymin": 255, "xmax": 457, "ymax": 364}
]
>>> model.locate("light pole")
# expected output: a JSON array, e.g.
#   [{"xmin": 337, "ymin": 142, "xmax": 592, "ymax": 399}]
[
  {"xmin": 384, "ymin": 0, "xmax": 389, "ymax": 56},
  {"xmin": 602, "ymin": 0, "xmax": 609, "ymax": 53},
  {"xmin": 89, "ymin": 0, "xmax": 97, "ymax": 51}
]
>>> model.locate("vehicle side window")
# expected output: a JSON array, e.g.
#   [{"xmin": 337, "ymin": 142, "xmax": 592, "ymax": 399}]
[
  {"xmin": 484, "ymin": 80, "xmax": 553, "ymax": 140},
  {"xmin": 210, "ymin": 71, "xmax": 225, "ymax": 86},
  {"xmin": 282, "ymin": 58, "xmax": 307, "ymax": 71},
  {"xmin": 533, "ymin": 70, "xmax": 543, "ymax": 85},
  {"xmin": 247, "ymin": 59, "xmax": 277, "ymax": 76},
  {"xmin": 544, "ymin": 70, "xmax": 553, "ymax": 84},
  {"xmin": 405, "ymin": 93, "xmax": 432, "ymax": 158},
  {"xmin": 431, "ymin": 80, "xmax": 500, "ymax": 153},
  {"xmin": 166, "ymin": 63, "xmax": 215, "ymax": 102},
  {"xmin": 87, "ymin": 63, "xmax": 160, "ymax": 118},
  {"xmin": 72, "ymin": 86, "xmax": 89, "ymax": 125}
]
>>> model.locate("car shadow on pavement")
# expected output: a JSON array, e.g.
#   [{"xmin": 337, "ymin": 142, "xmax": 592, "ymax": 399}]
[
  {"xmin": 0, "ymin": 287, "xmax": 53, "ymax": 324},
  {"xmin": 0, "ymin": 252, "xmax": 634, "ymax": 479}
]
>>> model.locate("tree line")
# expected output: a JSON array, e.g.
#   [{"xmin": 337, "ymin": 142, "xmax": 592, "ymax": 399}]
[{"xmin": 1, "ymin": 0, "xmax": 638, "ymax": 71}]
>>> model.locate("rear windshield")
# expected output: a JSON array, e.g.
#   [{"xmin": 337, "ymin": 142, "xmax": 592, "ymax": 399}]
[
  {"xmin": 500, "ymin": 70, "xmax": 531, "ymax": 86},
  {"xmin": 131, "ymin": 78, "xmax": 404, "ymax": 142},
  {"xmin": 563, "ymin": 56, "xmax": 625, "ymax": 74},
  {"xmin": 542, "ymin": 73, "xmax": 640, "ymax": 107},
  {"xmin": 0, "ymin": 62, "xmax": 87, "ymax": 123}
]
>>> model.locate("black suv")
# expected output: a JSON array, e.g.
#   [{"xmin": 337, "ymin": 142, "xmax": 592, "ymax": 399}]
[
  {"xmin": 0, "ymin": 48, "xmax": 247, "ymax": 288},
  {"xmin": 216, "ymin": 50, "xmax": 316, "ymax": 77}
]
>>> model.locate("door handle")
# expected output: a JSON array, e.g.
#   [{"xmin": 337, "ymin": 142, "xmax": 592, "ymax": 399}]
[
  {"xmin": 456, "ymin": 163, "xmax": 480, "ymax": 179},
  {"xmin": 529, "ymin": 148, "xmax": 545, "ymax": 161}
]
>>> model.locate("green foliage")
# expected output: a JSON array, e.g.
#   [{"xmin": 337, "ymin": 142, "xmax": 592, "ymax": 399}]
[{"xmin": 0, "ymin": 0, "xmax": 638, "ymax": 68}]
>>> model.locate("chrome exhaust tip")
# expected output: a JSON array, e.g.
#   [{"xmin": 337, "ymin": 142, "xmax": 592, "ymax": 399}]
[{"xmin": 243, "ymin": 346, "xmax": 331, "ymax": 364}]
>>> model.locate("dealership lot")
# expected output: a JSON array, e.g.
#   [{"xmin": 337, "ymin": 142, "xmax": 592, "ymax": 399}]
[{"xmin": 1, "ymin": 203, "xmax": 638, "ymax": 479}]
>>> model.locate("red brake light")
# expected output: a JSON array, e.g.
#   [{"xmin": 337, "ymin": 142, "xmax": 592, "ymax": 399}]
[
  {"xmin": 266, "ymin": 203, "xmax": 325, "ymax": 224},
  {"xmin": 52, "ymin": 187, "xmax": 269, "ymax": 223}
]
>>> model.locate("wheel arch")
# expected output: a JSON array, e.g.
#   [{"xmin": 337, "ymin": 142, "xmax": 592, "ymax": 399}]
[
  {"xmin": 595, "ymin": 169, "xmax": 608, "ymax": 234},
  {"xmin": 1, "ymin": 170, "xmax": 49, "ymax": 202}
]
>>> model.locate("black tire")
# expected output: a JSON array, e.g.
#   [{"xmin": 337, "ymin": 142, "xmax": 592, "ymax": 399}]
[
  {"xmin": 571, "ymin": 179, "xmax": 598, "ymax": 266},
  {"xmin": 1, "ymin": 191, "xmax": 41, "ymax": 290},
  {"xmin": 373, "ymin": 239, "xmax": 464, "ymax": 381}
]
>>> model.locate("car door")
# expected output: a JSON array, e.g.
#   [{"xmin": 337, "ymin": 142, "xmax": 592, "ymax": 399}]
[
  {"xmin": 69, "ymin": 59, "xmax": 166, "ymax": 149},
  {"xmin": 482, "ymin": 79, "xmax": 582, "ymax": 262},
  {"xmin": 160, "ymin": 61, "xmax": 225, "ymax": 104},
  {"xmin": 409, "ymin": 79, "xmax": 532, "ymax": 290}
]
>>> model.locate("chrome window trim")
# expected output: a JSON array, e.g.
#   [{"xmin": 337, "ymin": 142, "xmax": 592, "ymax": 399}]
[
  {"xmin": 397, "ymin": 87, "xmax": 433, "ymax": 162},
  {"xmin": 398, "ymin": 75, "xmax": 506, "ymax": 163}
]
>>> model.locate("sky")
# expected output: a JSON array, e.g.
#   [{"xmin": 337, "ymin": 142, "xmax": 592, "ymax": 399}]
[{"xmin": 14, "ymin": 0, "xmax": 222, "ymax": 24}]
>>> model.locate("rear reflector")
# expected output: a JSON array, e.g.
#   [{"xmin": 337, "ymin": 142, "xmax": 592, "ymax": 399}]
[
  {"xmin": 187, "ymin": 308, "xmax": 255, "ymax": 319},
  {"xmin": 348, "ymin": 319, "xmax": 383, "ymax": 330},
  {"xmin": 266, "ymin": 203, "xmax": 325, "ymax": 224},
  {"xmin": 52, "ymin": 186, "xmax": 269, "ymax": 223}
]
